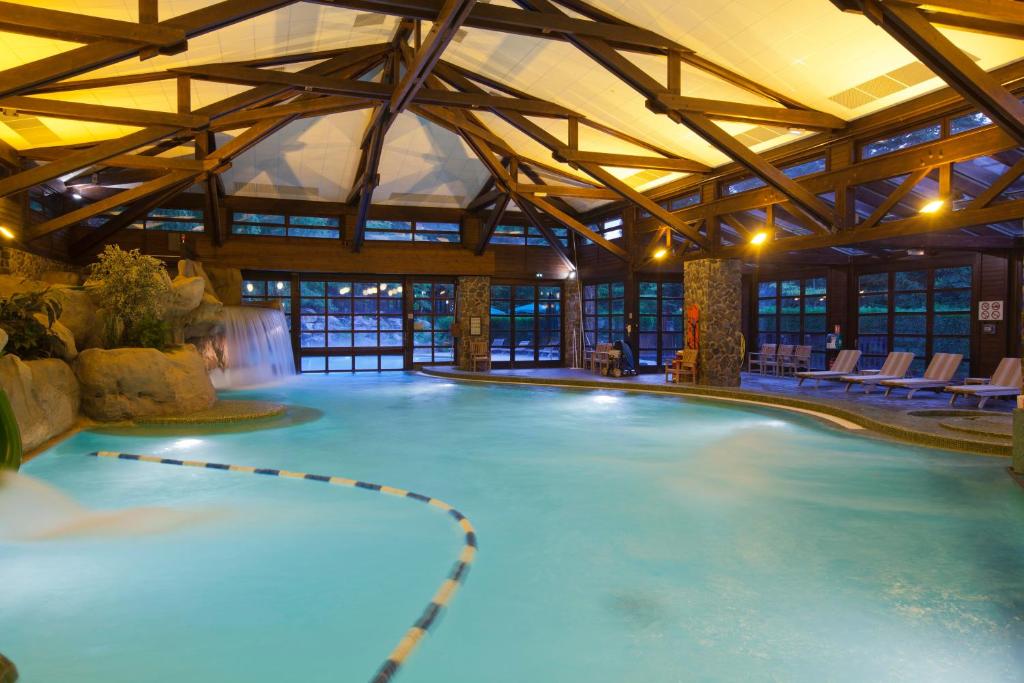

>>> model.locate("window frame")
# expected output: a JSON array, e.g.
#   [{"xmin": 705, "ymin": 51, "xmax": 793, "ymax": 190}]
[{"xmin": 489, "ymin": 281, "xmax": 564, "ymax": 368}]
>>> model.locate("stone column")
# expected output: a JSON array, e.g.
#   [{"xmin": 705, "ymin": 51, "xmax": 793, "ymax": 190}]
[
  {"xmin": 684, "ymin": 258, "xmax": 743, "ymax": 387},
  {"xmin": 1013, "ymin": 409, "xmax": 1024, "ymax": 475},
  {"xmin": 455, "ymin": 276, "xmax": 490, "ymax": 370},
  {"xmin": 563, "ymin": 277, "xmax": 583, "ymax": 368}
]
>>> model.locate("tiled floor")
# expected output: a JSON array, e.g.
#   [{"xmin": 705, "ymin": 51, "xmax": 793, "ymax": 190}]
[{"xmin": 425, "ymin": 366, "xmax": 1014, "ymax": 455}]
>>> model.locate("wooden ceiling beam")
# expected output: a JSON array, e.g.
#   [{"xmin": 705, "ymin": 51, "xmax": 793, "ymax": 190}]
[
  {"xmin": 0, "ymin": 95, "xmax": 207, "ymax": 129},
  {"xmin": 652, "ymin": 94, "xmax": 846, "ymax": 131},
  {"xmin": 834, "ymin": 1, "xmax": 1024, "ymax": 146},
  {"xmin": 0, "ymin": 2, "xmax": 187, "ymax": 48},
  {"xmin": 554, "ymin": 149, "xmax": 710, "ymax": 173},
  {"xmin": 858, "ymin": 167, "xmax": 933, "ymax": 229},
  {"xmin": 517, "ymin": 192, "xmax": 629, "ymax": 260},
  {"xmin": 21, "ymin": 148, "xmax": 204, "ymax": 173},
  {"xmin": 965, "ymin": 156, "xmax": 1024, "ymax": 210},
  {"xmin": 518, "ymin": 197, "xmax": 577, "ymax": 269},
  {"xmin": 174, "ymin": 64, "xmax": 577, "ymax": 117},
  {"xmin": 0, "ymin": 0, "xmax": 295, "ymax": 98}
]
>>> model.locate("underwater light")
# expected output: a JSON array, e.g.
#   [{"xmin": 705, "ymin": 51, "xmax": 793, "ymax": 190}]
[
  {"xmin": 919, "ymin": 199, "xmax": 944, "ymax": 214},
  {"xmin": 750, "ymin": 231, "xmax": 769, "ymax": 245},
  {"xmin": 0, "ymin": 226, "xmax": 14, "ymax": 240}
]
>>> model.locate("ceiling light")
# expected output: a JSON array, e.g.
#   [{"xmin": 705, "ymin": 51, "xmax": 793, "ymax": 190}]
[
  {"xmin": 750, "ymin": 231, "xmax": 769, "ymax": 245},
  {"xmin": 566, "ymin": 269, "xmax": 576, "ymax": 279},
  {"xmin": 276, "ymin": 281, "xmax": 284, "ymax": 290},
  {"xmin": 788, "ymin": 128, "xmax": 803, "ymax": 135},
  {"xmin": 245, "ymin": 282, "xmax": 254, "ymax": 293},
  {"xmin": 653, "ymin": 248, "xmax": 668, "ymax": 259},
  {"xmin": 919, "ymin": 199, "xmax": 944, "ymax": 214},
  {"xmin": 908, "ymin": 248, "xmax": 925, "ymax": 256},
  {"xmin": 535, "ymin": 272, "xmax": 543, "ymax": 278},
  {"xmin": 0, "ymin": 226, "xmax": 14, "ymax": 240}
]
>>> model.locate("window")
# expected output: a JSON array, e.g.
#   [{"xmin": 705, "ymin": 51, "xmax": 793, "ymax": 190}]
[
  {"xmin": 638, "ymin": 280, "xmax": 684, "ymax": 368},
  {"xmin": 583, "ymin": 281, "xmax": 625, "ymax": 346},
  {"xmin": 363, "ymin": 219, "xmax": 461, "ymax": 243},
  {"xmin": 129, "ymin": 207, "xmax": 204, "ymax": 232},
  {"xmin": 490, "ymin": 284, "xmax": 561, "ymax": 365},
  {"xmin": 856, "ymin": 266, "xmax": 971, "ymax": 376},
  {"xmin": 412, "ymin": 282, "xmax": 455, "ymax": 364},
  {"xmin": 232, "ymin": 213, "xmax": 340, "ymax": 239},
  {"xmin": 862, "ymin": 123, "xmax": 942, "ymax": 160},
  {"xmin": 757, "ymin": 276, "xmax": 828, "ymax": 369},
  {"xmin": 492, "ymin": 224, "xmax": 569, "ymax": 247},
  {"xmin": 668, "ymin": 192, "xmax": 700, "ymax": 211},
  {"xmin": 298, "ymin": 280, "xmax": 404, "ymax": 373},
  {"xmin": 723, "ymin": 157, "xmax": 826, "ymax": 196},
  {"xmin": 582, "ymin": 215, "xmax": 624, "ymax": 245},
  {"xmin": 950, "ymin": 111, "xmax": 992, "ymax": 136},
  {"xmin": 242, "ymin": 277, "xmax": 292, "ymax": 327}
]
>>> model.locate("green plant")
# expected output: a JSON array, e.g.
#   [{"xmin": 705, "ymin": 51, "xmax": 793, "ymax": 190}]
[
  {"xmin": 89, "ymin": 245, "xmax": 170, "ymax": 348},
  {"xmin": 0, "ymin": 289, "xmax": 65, "ymax": 360},
  {"xmin": 123, "ymin": 314, "xmax": 170, "ymax": 350}
]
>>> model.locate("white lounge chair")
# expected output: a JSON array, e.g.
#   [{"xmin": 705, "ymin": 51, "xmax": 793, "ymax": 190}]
[
  {"xmin": 880, "ymin": 353, "xmax": 963, "ymax": 398},
  {"xmin": 796, "ymin": 349, "xmax": 861, "ymax": 387},
  {"xmin": 840, "ymin": 351, "xmax": 915, "ymax": 393},
  {"xmin": 945, "ymin": 357, "xmax": 1022, "ymax": 409}
]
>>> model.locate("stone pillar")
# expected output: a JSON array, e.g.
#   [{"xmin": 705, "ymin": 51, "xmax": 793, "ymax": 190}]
[
  {"xmin": 563, "ymin": 277, "xmax": 582, "ymax": 368},
  {"xmin": 684, "ymin": 258, "xmax": 743, "ymax": 387},
  {"xmin": 455, "ymin": 276, "xmax": 490, "ymax": 370}
]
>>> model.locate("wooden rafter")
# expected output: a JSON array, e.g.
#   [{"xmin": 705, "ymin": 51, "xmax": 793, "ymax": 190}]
[
  {"xmin": 475, "ymin": 192, "xmax": 511, "ymax": 254},
  {"xmin": 518, "ymin": 198, "xmax": 576, "ymax": 269},
  {"xmin": 0, "ymin": 2, "xmax": 187, "ymax": 48},
  {"xmin": 0, "ymin": 95, "xmax": 207, "ymax": 129}
]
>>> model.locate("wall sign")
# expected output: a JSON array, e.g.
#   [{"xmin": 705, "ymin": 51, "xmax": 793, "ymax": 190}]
[
  {"xmin": 978, "ymin": 300, "xmax": 1004, "ymax": 321},
  {"xmin": 470, "ymin": 316, "xmax": 481, "ymax": 336}
]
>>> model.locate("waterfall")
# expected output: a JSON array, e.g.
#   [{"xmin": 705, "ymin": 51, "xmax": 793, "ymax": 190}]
[{"xmin": 210, "ymin": 305, "xmax": 296, "ymax": 389}]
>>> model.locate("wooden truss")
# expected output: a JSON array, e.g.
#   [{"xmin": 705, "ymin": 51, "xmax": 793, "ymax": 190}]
[{"xmin": 0, "ymin": 0, "xmax": 1018, "ymax": 261}]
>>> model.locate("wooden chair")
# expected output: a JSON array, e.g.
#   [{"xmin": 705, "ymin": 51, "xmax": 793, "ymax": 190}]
[
  {"xmin": 779, "ymin": 345, "xmax": 812, "ymax": 376},
  {"xmin": 771, "ymin": 344, "xmax": 795, "ymax": 376},
  {"xmin": 589, "ymin": 342, "xmax": 613, "ymax": 374},
  {"xmin": 468, "ymin": 338, "xmax": 491, "ymax": 372},
  {"xmin": 747, "ymin": 343, "xmax": 777, "ymax": 374},
  {"xmin": 666, "ymin": 349, "xmax": 698, "ymax": 384}
]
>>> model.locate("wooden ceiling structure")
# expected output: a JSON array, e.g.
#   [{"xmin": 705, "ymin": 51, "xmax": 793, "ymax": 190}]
[{"xmin": 0, "ymin": 0, "xmax": 1020, "ymax": 266}]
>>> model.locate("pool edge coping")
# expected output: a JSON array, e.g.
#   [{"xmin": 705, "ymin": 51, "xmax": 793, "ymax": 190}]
[{"xmin": 420, "ymin": 367, "xmax": 1010, "ymax": 458}]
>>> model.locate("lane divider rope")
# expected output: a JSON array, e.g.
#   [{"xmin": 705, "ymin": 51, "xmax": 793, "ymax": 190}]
[{"xmin": 87, "ymin": 451, "xmax": 477, "ymax": 683}]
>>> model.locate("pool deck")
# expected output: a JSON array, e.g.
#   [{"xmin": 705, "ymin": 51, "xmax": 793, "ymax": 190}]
[{"xmin": 422, "ymin": 366, "xmax": 1015, "ymax": 457}]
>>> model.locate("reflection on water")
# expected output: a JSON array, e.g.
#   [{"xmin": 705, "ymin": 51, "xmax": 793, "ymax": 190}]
[{"xmin": 0, "ymin": 472, "xmax": 218, "ymax": 541}]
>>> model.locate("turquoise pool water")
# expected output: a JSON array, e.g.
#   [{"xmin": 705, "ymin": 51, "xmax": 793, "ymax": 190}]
[{"xmin": 3, "ymin": 373, "xmax": 1024, "ymax": 682}]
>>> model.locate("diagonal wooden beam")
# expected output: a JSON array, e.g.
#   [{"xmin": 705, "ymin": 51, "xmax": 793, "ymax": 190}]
[
  {"xmin": 859, "ymin": 167, "xmax": 933, "ymax": 229},
  {"xmin": 833, "ymin": 1, "xmax": 1024, "ymax": 146},
  {"xmin": 468, "ymin": 186, "xmax": 502, "ymax": 212},
  {"xmin": 513, "ymin": 183, "xmax": 619, "ymax": 200},
  {"xmin": 476, "ymin": 192, "xmax": 511, "ymax": 254},
  {"xmin": 68, "ymin": 176, "xmax": 196, "ymax": 257},
  {"xmin": 517, "ymin": 192, "xmax": 628, "ymax": 260},
  {"xmin": 0, "ymin": 2, "xmax": 187, "ymax": 47},
  {"xmin": 0, "ymin": 0, "xmax": 295, "ymax": 98},
  {"xmin": 518, "ymin": 199, "xmax": 576, "ymax": 269},
  {"xmin": 390, "ymin": 0, "xmax": 477, "ymax": 114},
  {"xmin": 0, "ymin": 95, "xmax": 207, "ymax": 129},
  {"xmin": 27, "ymin": 170, "xmax": 196, "ymax": 240},
  {"xmin": 966, "ymin": 156, "xmax": 1024, "ymax": 210}
]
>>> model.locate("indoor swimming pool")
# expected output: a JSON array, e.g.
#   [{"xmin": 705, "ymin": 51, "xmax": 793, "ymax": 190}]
[{"xmin": 3, "ymin": 373, "xmax": 1023, "ymax": 682}]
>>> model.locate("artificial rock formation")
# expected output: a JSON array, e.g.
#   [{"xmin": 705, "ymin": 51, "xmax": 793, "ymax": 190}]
[
  {"xmin": 0, "ymin": 355, "xmax": 80, "ymax": 451},
  {"xmin": 74, "ymin": 345, "xmax": 216, "ymax": 421},
  {"xmin": 683, "ymin": 258, "xmax": 743, "ymax": 387},
  {"xmin": 0, "ymin": 275, "xmax": 97, "ymax": 350},
  {"xmin": 455, "ymin": 276, "xmax": 490, "ymax": 370}
]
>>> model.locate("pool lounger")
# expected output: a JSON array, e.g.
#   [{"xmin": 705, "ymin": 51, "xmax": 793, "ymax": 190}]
[
  {"xmin": 796, "ymin": 349, "xmax": 861, "ymax": 387},
  {"xmin": 840, "ymin": 352, "xmax": 915, "ymax": 393},
  {"xmin": 880, "ymin": 353, "xmax": 963, "ymax": 398},
  {"xmin": 945, "ymin": 357, "xmax": 1022, "ymax": 409}
]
